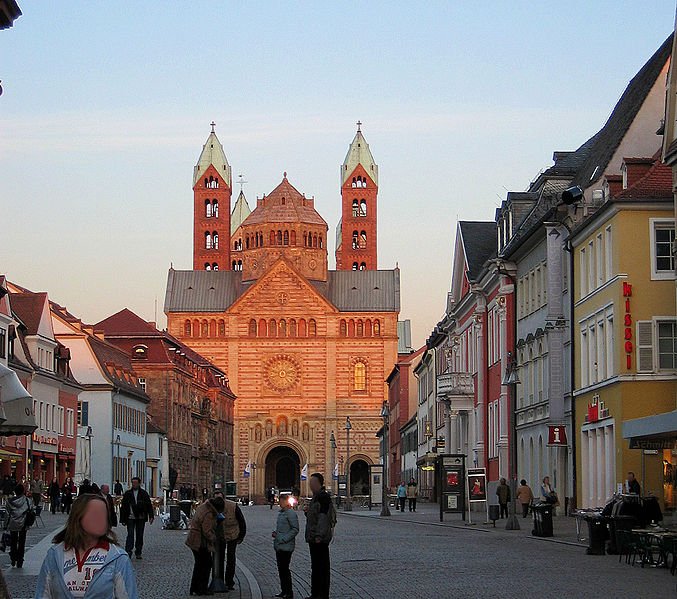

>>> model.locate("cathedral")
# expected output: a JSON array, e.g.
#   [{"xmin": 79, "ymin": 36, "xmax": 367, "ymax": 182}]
[{"xmin": 164, "ymin": 123, "xmax": 401, "ymax": 500}]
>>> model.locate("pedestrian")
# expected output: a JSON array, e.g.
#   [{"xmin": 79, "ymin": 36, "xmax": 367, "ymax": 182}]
[
  {"xmin": 113, "ymin": 480, "xmax": 123, "ymax": 497},
  {"xmin": 212, "ymin": 490, "xmax": 247, "ymax": 591},
  {"xmin": 1, "ymin": 474, "xmax": 13, "ymax": 504},
  {"xmin": 91, "ymin": 483, "xmax": 101, "ymax": 495},
  {"xmin": 30, "ymin": 476, "xmax": 44, "ymax": 507},
  {"xmin": 34, "ymin": 493, "xmax": 138, "ymax": 598},
  {"xmin": 516, "ymin": 479, "xmax": 534, "ymax": 518},
  {"xmin": 496, "ymin": 477, "xmax": 511, "ymax": 519},
  {"xmin": 79, "ymin": 478, "xmax": 93, "ymax": 495},
  {"xmin": 100, "ymin": 484, "xmax": 118, "ymax": 529},
  {"xmin": 273, "ymin": 493, "xmax": 299, "ymax": 599},
  {"xmin": 48, "ymin": 477, "xmax": 61, "ymax": 515},
  {"xmin": 267, "ymin": 486, "xmax": 276, "ymax": 510},
  {"xmin": 4, "ymin": 484, "xmax": 31, "ymax": 568},
  {"xmin": 627, "ymin": 471, "xmax": 641, "ymax": 495},
  {"xmin": 61, "ymin": 479, "xmax": 74, "ymax": 515},
  {"xmin": 185, "ymin": 495, "xmax": 224, "ymax": 596},
  {"xmin": 119, "ymin": 476, "xmax": 154, "ymax": 559},
  {"xmin": 396, "ymin": 482, "xmax": 407, "ymax": 512},
  {"xmin": 540, "ymin": 476, "xmax": 558, "ymax": 505},
  {"xmin": 304, "ymin": 473, "xmax": 336, "ymax": 599},
  {"xmin": 406, "ymin": 478, "xmax": 418, "ymax": 512}
]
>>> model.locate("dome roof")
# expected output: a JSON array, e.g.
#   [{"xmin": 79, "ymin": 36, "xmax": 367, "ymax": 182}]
[{"xmin": 242, "ymin": 174, "xmax": 327, "ymax": 228}]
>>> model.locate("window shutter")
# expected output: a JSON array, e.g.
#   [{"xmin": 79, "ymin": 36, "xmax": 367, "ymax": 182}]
[{"xmin": 636, "ymin": 321, "xmax": 654, "ymax": 373}]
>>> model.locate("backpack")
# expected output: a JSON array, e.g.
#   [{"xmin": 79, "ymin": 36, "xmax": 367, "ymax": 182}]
[{"xmin": 24, "ymin": 499, "xmax": 36, "ymax": 529}]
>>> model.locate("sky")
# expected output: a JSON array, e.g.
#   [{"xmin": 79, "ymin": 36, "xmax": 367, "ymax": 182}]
[{"xmin": 0, "ymin": 1, "xmax": 675, "ymax": 347}]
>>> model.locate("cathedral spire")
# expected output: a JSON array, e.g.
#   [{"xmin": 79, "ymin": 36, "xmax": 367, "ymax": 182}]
[
  {"xmin": 341, "ymin": 121, "xmax": 378, "ymax": 186},
  {"xmin": 193, "ymin": 123, "xmax": 232, "ymax": 189}
]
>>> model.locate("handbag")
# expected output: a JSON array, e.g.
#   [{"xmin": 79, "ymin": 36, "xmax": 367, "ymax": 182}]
[{"xmin": 24, "ymin": 498, "xmax": 36, "ymax": 529}]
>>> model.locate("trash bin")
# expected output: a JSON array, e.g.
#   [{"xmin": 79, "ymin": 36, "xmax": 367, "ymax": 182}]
[
  {"xmin": 532, "ymin": 503, "xmax": 554, "ymax": 537},
  {"xmin": 169, "ymin": 504, "xmax": 181, "ymax": 524},
  {"xmin": 607, "ymin": 515, "xmax": 636, "ymax": 554},
  {"xmin": 584, "ymin": 514, "xmax": 608, "ymax": 555},
  {"xmin": 488, "ymin": 504, "xmax": 500, "ymax": 526},
  {"xmin": 179, "ymin": 500, "xmax": 193, "ymax": 519}
]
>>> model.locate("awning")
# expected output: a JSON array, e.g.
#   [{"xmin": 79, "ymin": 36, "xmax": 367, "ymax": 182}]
[
  {"xmin": 0, "ymin": 448, "xmax": 22, "ymax": 459},
  {"xmin": 622, "ymin": 410, "xmax": 677, "ymax": 450},
  {"xmin": 0, "ymin": 363, "xmax": 37, "ymax": 436}
]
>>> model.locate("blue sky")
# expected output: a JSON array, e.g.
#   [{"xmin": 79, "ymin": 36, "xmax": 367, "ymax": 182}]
[{"xmin": 0, "ymin": 1, "xmax": 674, "ymax": 345}]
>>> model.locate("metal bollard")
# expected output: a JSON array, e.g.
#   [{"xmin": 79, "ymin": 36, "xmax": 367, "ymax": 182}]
[{"xmin": 209, "ymin": 544, "xmax": 227, "ymax": 593}]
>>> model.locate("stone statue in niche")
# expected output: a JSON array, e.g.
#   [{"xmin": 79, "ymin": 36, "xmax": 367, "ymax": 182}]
[
  {"xmin": 254, "ymin": 425, "xmax": 262, "ymax": 443},
  {"xmin": 266, "ymin": 420, "xmax": 273, "ymax": 438},
  {"xmin": 291, "ymin": 420, "xmax": 299, "ymax": 437},
  {"xmin": 302, "ymin": 423, "xmax": 310, "ymax": 442},
  {"xmin": 277, "ymin": 418, "xmax": 287, "ymax": 436}
]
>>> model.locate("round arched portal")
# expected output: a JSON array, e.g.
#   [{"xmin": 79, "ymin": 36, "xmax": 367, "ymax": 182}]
[
  {"xmin": 265, "ymin": 446, "xmax": 301, "ymax": 491},
  {"xmin": 349, "ymin": 459, "xmax": 369, "ymax": 496}
]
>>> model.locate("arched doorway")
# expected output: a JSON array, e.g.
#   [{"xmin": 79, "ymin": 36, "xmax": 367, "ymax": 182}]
[
  {"xmin": 265, "ymin": 446, "xmax": 300, "ymax": 490},
  {"xmin": 350, "ymin": 459, "xmax": 369, "ymax": 496}
]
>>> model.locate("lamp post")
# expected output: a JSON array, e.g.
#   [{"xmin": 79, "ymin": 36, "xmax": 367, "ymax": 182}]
[
  {"xmin": 379, "ymin": 402, "xmax": 391, "ymax": 517},
  {"xmin": 114, "ymin": 434, "xmax": 121, "ymax": 485},
  {"xmin": 86, "ymin": 426, "xmax": 93, "ymax": 483},
  {"xmin": 502, "ymin": 353, "xmax": 521, "ymax": 530},
  {"xmin": 329, "ymin": 431, "xmax": 337, "ymax": 498},
  {"xmin": 344, "ymin": 417, "xmax": 352, "ymax": 512}
]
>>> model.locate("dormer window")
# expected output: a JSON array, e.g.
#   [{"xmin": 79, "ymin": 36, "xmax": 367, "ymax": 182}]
[
  {"xmin": 621, "ymin": 163, "xmax": 628, "ymax": 189},
  {"xmin": 132, "ymin": 345, "xmax": 148, "ymax": 359}
]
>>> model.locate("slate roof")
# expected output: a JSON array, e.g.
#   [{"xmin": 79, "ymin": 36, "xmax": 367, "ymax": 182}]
[
  {"xmin": 242, "ymin": 176, "xmax": 327, "ymax": 227},
  {"xmin": 164, "ymin": 269, "xmax": 247, "ymax": 313},
  {"xmin": 458, "ymin": 222, "xmax": 496, "ymax": 280},
  {"xmin": 193, "ymin": 129, "xmax": 231, "ymax": 188},
  {"xmin": 165, "ymin": 268, "xmax": 400, "ymax": 313},
  {"xmin": 570, "ymin": 34, "xmax": 672, "ymax": 188}
]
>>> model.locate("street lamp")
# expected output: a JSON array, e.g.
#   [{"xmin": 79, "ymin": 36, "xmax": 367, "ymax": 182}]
[
  {"xmin": 379, "ymin": 402, "xmax": 391, "ymax": 517},
  {"xmin": 86, "ymin": 426, "xmax": 93, "ymax": 483},
  {"xmin": 114, "ymin": 434, "xmax": 121, "ymax": 485},
  {"xmin": 344, "ymin": 417, "xmax": 352, "ymax": 512},
  {"xmin": 502, "ymin": 352, "xmax": 521, "ymax": 531},
  {"xmin": 329, "ymin": 431, "xmax": 337, "ymax": 498}
]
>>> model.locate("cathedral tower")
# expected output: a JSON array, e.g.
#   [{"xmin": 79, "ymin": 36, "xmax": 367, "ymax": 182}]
[
  {"xmin": 193, "ymin": 123, "xmax": 232, "ymax": 271},
  {"xmin": 335, "ymin": 122, "xmax": 378, "ymax": 270}
]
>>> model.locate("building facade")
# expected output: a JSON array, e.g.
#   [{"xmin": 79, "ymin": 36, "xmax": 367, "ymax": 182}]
[
  {"xmin": 573, "ymin": 156, "xmax": 676, "ymax": 513},
  {"xmin": 95, "ymin": 308, "xmax": 236, "ymax": 496},
  {"xmin": 165, "ymin": 125, "xmax": 401, "ymax": 500}
]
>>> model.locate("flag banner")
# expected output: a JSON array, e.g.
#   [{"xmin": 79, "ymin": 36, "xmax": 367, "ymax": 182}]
[
  {"xmin": 301, "ymin": 463, "xmax": 308, "ymax": 481},
  {"xmin": 333, "ymin": 462, "xmax": 339, "ymax": 480},
  {"xmin": 243, "ymin": 462, "xmax": 251, "ymax": 478}
]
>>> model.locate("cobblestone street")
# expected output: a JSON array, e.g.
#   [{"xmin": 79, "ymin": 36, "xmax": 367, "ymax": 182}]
[{"xmin": 3, "ymin": 505, "xmax": 676, "ymax": 598}]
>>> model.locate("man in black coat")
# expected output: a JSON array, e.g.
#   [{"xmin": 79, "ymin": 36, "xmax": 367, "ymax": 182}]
[
  {"xmin": 120, "ymin": 477, "xmax": 154, "ymax": 559},
  {"xmin": 100, "ymin": 484, "xmax": 118, "ymax": 528}
]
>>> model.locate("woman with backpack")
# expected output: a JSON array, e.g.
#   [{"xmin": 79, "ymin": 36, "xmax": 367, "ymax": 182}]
[{"xmin": 5, "ymin": 483, "xmax": 32, "ymax": 568}]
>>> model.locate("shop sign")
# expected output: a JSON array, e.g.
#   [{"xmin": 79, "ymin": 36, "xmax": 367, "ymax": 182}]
[
  {"xmin": 628, "ymin": 438, "xmax": 676, "ymax": 450},
  {"xmin": 623, "ymin": 282, "xmax": 633, "ymax": 370},
  {"xmin": 58, "ymin": 443, "xmax": 75, "ymax": 454},
  {"xmin": 587, "ymin": 394, "xmax": 609, "ymax": 423},
  {"xmin": 32, "ymin": 433, "xmax": 57, "ymax": 446},
  {"xmin": 547, "ymin": 425, "xmax": 568, "ymax": 446}
]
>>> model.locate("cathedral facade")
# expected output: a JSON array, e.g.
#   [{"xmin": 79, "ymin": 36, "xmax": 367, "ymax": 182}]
[{"xmin": 164, "ymin": 124, "xmax": 400, "ymax": 500}]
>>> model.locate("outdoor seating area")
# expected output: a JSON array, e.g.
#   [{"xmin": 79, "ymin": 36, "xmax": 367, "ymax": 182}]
[{"xmin": 616, "ymin": 527, "xmax": 677, "ymax": 573}]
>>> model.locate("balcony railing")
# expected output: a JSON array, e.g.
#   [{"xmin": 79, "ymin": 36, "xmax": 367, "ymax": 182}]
[{"xmin": 436, "ymin": 372, "xmax": 474, "ymax": 397}]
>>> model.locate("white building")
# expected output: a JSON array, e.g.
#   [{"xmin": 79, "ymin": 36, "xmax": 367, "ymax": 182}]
[{"xmin": 51, "ymin": 305, "xmax": 149, "ymax": 489}]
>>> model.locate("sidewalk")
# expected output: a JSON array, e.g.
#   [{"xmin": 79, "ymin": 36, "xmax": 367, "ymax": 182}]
[{"xmin": 341, "ymin": 500, "xmax": 588, "ymax": 547}]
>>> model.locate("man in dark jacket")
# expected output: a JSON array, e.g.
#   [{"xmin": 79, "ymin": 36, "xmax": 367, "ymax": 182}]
[
  {"xmin": 304, "ymin": 473, "xmax": 334, "ymax": 599},
  {"xmin": 120, "ymin": 477, "xmax": 154, "ymax": 559}
]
